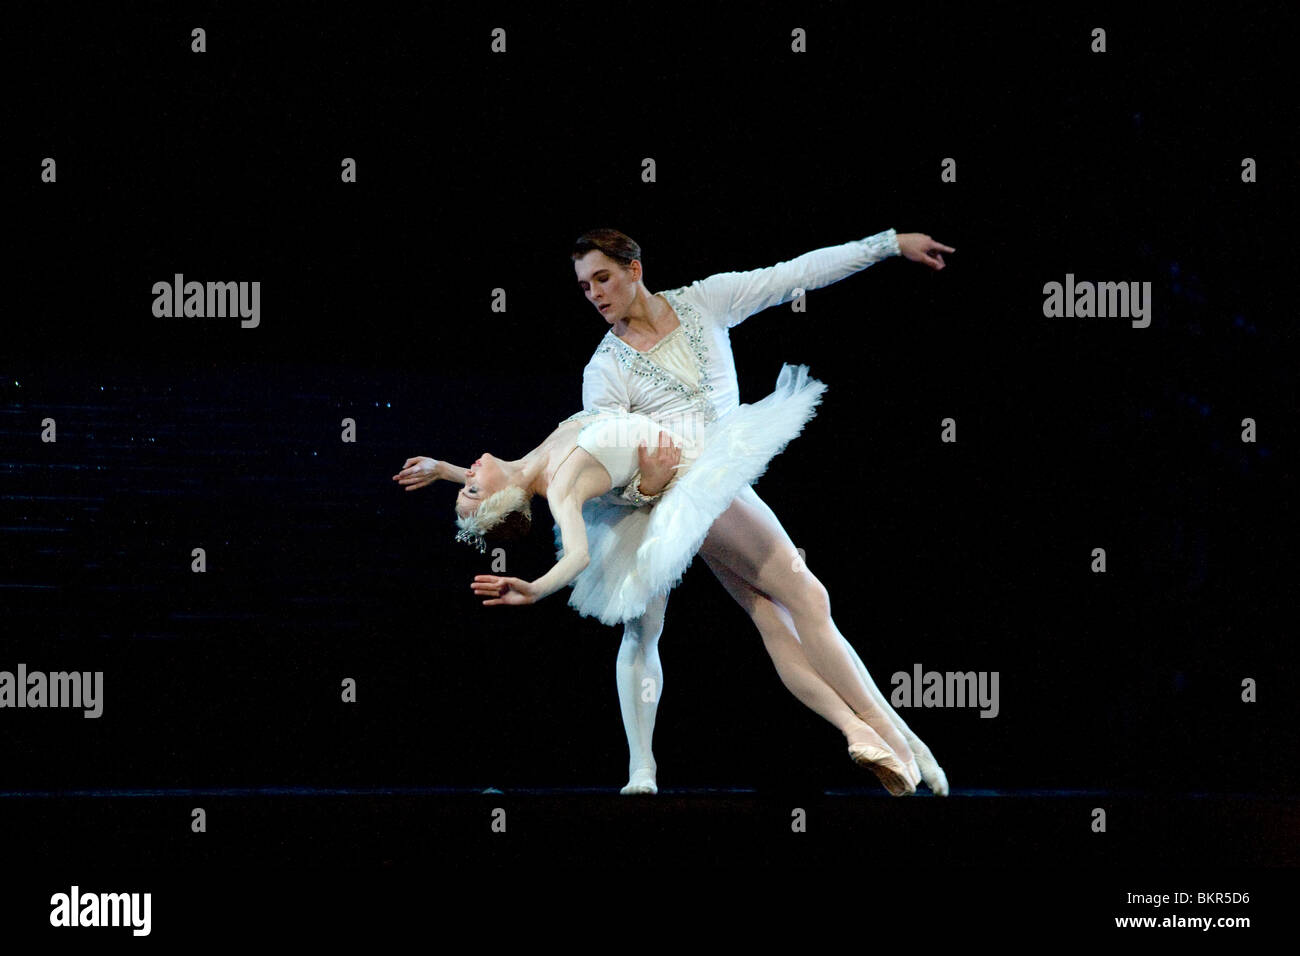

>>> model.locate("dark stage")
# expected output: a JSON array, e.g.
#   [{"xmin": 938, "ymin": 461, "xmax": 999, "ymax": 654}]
[{"xmin": 5, "ymin": 1, "xmax": 1297, "ymax": 941}]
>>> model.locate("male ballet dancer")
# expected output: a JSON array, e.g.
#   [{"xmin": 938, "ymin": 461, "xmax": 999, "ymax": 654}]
[{"xmin": 565, "ymin": 226, "xmax": 955, "ymax": 795}]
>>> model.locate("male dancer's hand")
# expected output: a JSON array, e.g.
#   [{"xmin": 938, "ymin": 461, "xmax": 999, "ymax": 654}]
[
  {"xmin": 896, "ymin": 233, "xmax": 956, "ymax": 271},
  {"xmin": 471, "ymin": 575, "xmax": 538, "ymax": 606},
  {"xmin": 392, "ymin": 456, "xmax": 442, "ymax": 490},
  {"xmin": 636, "ymin": 432, "xmax": 682, "ymax": 497}
]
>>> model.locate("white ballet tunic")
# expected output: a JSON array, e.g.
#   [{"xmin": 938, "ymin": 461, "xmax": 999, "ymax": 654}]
[{"xmin": 557, "ymin": 229, "xmax": 901, "ymax": 625}]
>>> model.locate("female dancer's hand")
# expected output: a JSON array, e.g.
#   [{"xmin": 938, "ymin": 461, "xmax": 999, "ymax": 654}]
[
  {"xmin": 471, "ymin": 575, "xmax": 539, "ymax": 606},
  {"xmin": 392, "ymin": 456, "xmax": 442, "ymax": 491},
  {"xmin": 896, "ymin": 232, "xmax": 955, "ymax": 271},
  {"xmin": 636, "ymin": 431, "xmax": 682, "ymax": 496}
]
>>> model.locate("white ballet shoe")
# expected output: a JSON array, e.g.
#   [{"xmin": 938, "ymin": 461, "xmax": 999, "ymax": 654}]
[
  {"xmin": 848, "ymin": 743, "xmax": 916, "ymax": 796},
  {"xmin": 620, "ymin": 768, "xmax": 658, "ymax": 795},
  {"xmin": 895, "ymin": 735, "xmax": 949, "ymax": 795},
  {"xmin": 912, "ymin": 745, "xmax": 949, "ymax": 796}
]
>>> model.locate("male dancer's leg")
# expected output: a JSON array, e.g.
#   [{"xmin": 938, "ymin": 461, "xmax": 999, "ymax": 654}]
[
  {"xmin": 699, "ymin": 488, "xmax": 920, "ymax": 776},
  {"xmin": 615, "ymin": 590, "xmax": 666, "ymax": 794}
]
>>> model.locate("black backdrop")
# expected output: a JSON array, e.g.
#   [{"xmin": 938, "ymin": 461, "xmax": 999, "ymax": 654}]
[{"xmin": 3, "ymin": 2, "xmax": 1296, "ymax": 918}]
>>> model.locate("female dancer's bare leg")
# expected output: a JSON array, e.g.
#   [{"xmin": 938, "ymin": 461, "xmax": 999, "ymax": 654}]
[
  {"xmin": 699, "ymin": 489, "xmax": 920, "ymax": 778},
  {"xmin": 705, "ymin": 552, "xmax": 948, "ymax": 794},
  {"xmin": 615, "ymin": 591, "xmax": 666, "ymax": 794},
  {"xmin": 702, "ymin": 555, "xmax": 915, "ymax": 794},
  {"xmin": 612, "ymin": 490, "xmax": 947, "ymax": 795},
  {"xmin": 711, "ymin": 542, "xmax": 948, "ymax": 793}
]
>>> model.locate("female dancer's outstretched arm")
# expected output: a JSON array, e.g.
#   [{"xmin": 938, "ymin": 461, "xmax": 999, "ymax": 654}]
[{"xmin": 393, "ymin": 456, "xmax": 467, "ymax": 489}]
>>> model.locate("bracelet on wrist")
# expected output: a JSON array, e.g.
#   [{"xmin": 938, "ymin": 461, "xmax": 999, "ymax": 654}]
[{"xmin": 624, "ymin": 482, "xmax": 662, "ymax": 507}]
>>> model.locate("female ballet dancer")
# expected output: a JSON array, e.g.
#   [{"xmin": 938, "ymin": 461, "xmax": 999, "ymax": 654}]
[
  {"xmin": 547, "ymin": 225, "xmax": 956, "ymax": 798},
  {"xmin": 394, "ymin": 366, "xmax": 923, "ymax": 796}
]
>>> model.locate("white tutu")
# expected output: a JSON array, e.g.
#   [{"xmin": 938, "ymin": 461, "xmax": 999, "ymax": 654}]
[{"xmin": 554, "ymin": 363, "xmax": 826, "ymax": 625}]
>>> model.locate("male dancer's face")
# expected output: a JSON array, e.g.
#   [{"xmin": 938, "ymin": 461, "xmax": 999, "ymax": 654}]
[{"xmin": 574, "ymin": 250, "xmax": 642, "ymax": 324}]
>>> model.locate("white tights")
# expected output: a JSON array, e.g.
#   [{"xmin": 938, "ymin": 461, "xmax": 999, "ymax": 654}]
[
  {"xmin": 616, "ymin": 592, "xmax": 666, "ymax": 793},
  {"xmin": 616, "ymin": 487, "xmax": 942, "ymax": 792}
]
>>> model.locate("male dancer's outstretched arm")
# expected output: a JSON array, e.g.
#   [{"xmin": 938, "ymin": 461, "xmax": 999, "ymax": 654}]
[
  {"xmin": 688, "ymin": 230, "xmax": 952, "ymax": 328},
  {"xmin": 573, "ymin": 225, "xmax": 954, "ymax": 796}
]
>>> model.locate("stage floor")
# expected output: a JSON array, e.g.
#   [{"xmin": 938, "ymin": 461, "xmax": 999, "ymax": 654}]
[{"xmin": 1, "ymin": 786, "xmax": 1294, "ymax": 867}]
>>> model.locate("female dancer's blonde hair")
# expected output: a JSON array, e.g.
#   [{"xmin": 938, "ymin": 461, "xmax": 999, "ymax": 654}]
[{"xmin": 454, "ymin": 485, "xmax": 532, "ymax": 553}]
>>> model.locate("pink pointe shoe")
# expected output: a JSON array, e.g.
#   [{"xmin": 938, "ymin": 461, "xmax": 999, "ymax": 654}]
[
  {"xmin": 854, "ymin": 714, "xmax": 949, "ymax": 796},
  {"xmin": 847, "ymin": 742, "xmax": 917, "ymax": 796}
]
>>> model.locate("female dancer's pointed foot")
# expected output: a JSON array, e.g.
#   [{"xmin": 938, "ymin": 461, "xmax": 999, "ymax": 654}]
[
  {"xmin": 904, "ymin": 740, "xmax": 949, "ymax": 795},
  {"xmin": 620, "ymin": 767, "xmax": 658, "ymax": 795},
  {"xmin": 848, "ymin": 743, "xmax": 916, "ymax": 796}
]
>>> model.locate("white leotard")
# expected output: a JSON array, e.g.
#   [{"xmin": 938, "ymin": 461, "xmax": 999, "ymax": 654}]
[{"xmin": 573, "ymin": 414, "xmax": 696, "ymax": 490}]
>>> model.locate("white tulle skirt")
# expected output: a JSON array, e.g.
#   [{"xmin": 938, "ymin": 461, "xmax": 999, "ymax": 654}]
[{"xmin": 554, "ymin": 363, "xmax": 826, "ymax": 625}]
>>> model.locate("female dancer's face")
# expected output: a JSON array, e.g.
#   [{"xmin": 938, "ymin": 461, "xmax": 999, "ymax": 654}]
[
  {"xmin": 574, "ymin": 250, "xmax": 640, "ymax": 324},
  {"xmin": 455, "ymin": 454, "xmax": 507, "ymax": 517}
]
